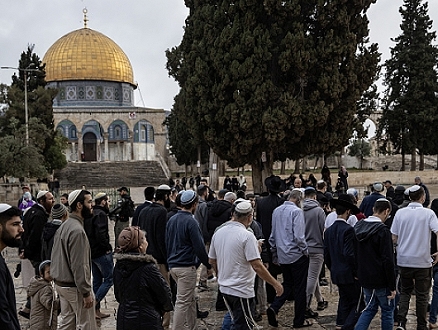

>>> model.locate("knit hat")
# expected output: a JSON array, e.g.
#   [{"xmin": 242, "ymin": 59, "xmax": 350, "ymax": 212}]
[
  {"xmin": 23, "ymin": 192, "xmax": 32, "ymax": 200},
  {"xmin": 38, "ymin": 260, "xmax": 51, "ymax": 275},
  {"xmin": 407, "ymin": 185, "xmax": 421, "ymax": 193},
  {"xmin": 180, "ymin": 190, "xmax": 197, "ymax": 205},
  {"xmin": 0, "ymin": 204, "xmax": 12, "ymax": 214},
  {"xmin": 117, "ymin": 226, "xmax": 145, "ymax": 253},
  {"xmin": 68, "ymin": 190, "xmax": 82, "ymax": 206},
  {"xmin": 37, "ymin": 190, "xmax": 49, "ymax": 200},
  {"xmin": 157, "ymin": 184, "xmax": 171, "ymax": 192},
  {"xmin": 51, "ymin": 203, "xmax": 68, "ymax": 220}
]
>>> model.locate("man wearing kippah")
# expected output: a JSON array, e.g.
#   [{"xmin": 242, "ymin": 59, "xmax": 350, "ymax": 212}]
[
  {"xmin": 391, "ymin": 185, "xmax": 438, "ymax": 330},
  {"xmin": 51, "ymin": 190, "xmax": 97, "ymax": 329},
  {"xmin": 166, "ymin": 190, "xmax": 214, "ymax": 330},
  {"xmin": 0, "ymin": 204, "xmax": 24, "ymax": 330},
  {"xmin": 209, "ymin": 200, "xmax": 283, "ymax": 329}
]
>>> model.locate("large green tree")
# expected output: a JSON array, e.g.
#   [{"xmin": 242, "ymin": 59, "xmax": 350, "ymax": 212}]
[
  {"xmin": 378, "ymin": 0, "xmax": 438, "ymax": 171},
  {"xmin": 0, "ymin": 46, "xmax": 67, "ymax": 178},
  {"xmin": 167, "ymin": 0, "xmax": 379, "ymax": 192}
]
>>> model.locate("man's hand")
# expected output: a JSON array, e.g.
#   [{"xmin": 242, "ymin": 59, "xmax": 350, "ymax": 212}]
[
  {"xmin": 432, "ymin": 252, "xmax": 438, "ymax": 266},
  {"xmin": 387, "ymin": 290, "xmax": 396, "ymax": 300},
  {"xmin": 83, "ymin": 295, "xmax": 94, "ymax": 309},
  {"xmin": 273, "ymin": 280, "xmax": 284, "ymax": 297}
]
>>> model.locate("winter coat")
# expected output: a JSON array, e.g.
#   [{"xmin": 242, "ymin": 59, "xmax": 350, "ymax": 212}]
[
  {"xmin": 41, "ymin": 220, "xmax": 62, "ymax": 261},
  {"xmin": 27, "ymin": 276, "xmax": 59, "ymax": 330},
  {"xmin": 138, "ymin": 202, "xmax": 168, "ymax": 265},
  {"xmin": 206, "ymin": 199, "xmax": 232, "ymax": 241},
  {"xmin": 22, "ymin": 204, "xmax": 49, "ymax": 262},
  {"xmin": 113, "ymin": 253, "xmax": 173, "ymax": 330},
  {"xmin": 84, "ymin": 205, "xmax": 112, "ymax": 260}
]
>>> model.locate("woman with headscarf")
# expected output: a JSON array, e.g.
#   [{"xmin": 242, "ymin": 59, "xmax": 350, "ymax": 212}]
[{"xmin": 113, "ymin": 226, "xmax": 173, "ymax": 330}]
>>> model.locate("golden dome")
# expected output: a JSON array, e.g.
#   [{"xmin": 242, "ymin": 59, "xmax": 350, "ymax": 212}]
[{"xmin": 43, "ymin": 28, "xmax": 135, "ymax": 86}]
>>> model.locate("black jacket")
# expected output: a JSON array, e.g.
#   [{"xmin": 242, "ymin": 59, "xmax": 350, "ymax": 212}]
[
  {"xmin": 138, "ymin": 202, "xmax": 168, "ymax": 265},
  {"xmin": 324, "ymin": 220, "xmax": 357, "ymax": 285},
  {"xmin": 256, "ymin": 193, "xmax": 284, "ymax": 263},
  {"xmin": 22, "ymin": 204, "xmax": 49, "ymax": 262},
  {"xmin": 206, "ymin": 199, "xmax": 232, "ymax": 241},
  {"xmin": 85, "ymin": 206, "xmax": 112, "ymax": 260},
  {"xmin": 41, "ymin": 219, "xmax": 62, "ymax": 261},
  {"xmin": 113, "ymin": 253, "xmax": 173, "ymax": 330},
  {"xmin": 0, "ymin": 255, "xmax": 20, "ymax": 330},
  {"xmin": 354, "ymin": 219, "xmax": 396, "ymax": 291}
]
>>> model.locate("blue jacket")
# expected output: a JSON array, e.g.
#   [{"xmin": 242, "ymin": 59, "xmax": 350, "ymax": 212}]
[{"xmin": 166, "ymin": 210, "xmax": 211, "ymax": 270}]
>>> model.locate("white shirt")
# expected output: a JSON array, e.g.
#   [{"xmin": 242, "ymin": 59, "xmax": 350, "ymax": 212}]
[
  {"xmin": 391, "ymin": 202, "xmax": 438, "ymax": 268},
  {"xmin": 209, "ymin": 221, "xmax": 260, "ymax": 298},
  {"xmin": 325, "ymin": 211, "xmax": 358, "ymax": 229}
]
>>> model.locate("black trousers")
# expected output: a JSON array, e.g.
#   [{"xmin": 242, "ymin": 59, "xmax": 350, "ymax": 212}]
[{"xmin": 223, "ymin": 293, "xmax": 256, "ymax": 330}]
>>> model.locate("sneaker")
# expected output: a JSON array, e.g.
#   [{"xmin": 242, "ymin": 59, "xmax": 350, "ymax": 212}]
[
  {"xmin": 317, "ymin": 300, "xmax": 328, "ymax": 310},
  {"xmin": 304, "ymin": 308, "xmax": 318, "ymax": 319},
  {"xmin": 395, "ymin": 323, "xmax": 406, "ymax": 330},
  {"xmin": 18, "ymin": 310, "xmax": 30, "ymax": 319},
  {"xmin": 319, "ymin": 278, "xmax": 329, "ymax": 286},
  {"xmin": 198, "ymin": 282, "xmax": 209, "ymax": 292},
  {"xmin": 253, "ymin": 312, "xmax": 262, "ymax": 322},
  {"xmin": 266, "ymin": 307, "xmax": 278, "ymax": 327},
  {"xmin": 197, "ymin": 309, "xmax": 209, "ymax": 319}
]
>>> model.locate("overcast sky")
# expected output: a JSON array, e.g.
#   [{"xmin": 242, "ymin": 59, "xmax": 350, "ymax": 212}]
[{"xmin": 0, "ymin": 0, "xmax": 437, "ymax": 111}]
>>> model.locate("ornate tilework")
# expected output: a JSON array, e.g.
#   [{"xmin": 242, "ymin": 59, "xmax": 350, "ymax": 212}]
[
  {"xmin": 86, "ymin": 86, "xmax": 95, "ymax": 100},
  {"xmin": 66, "ymin": 86, "xmax": 77, "ymax": 100},
  {"xmin": 104, "ymin": 86, "xmax": 114, "ymax": 100}
]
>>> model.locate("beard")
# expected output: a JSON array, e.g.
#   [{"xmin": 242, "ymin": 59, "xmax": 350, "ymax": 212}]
[
  {"xmin": 81, "ymin": 206, "xmax": 93, "ymax": 219},
  {"xmin": 164, "ymin": 198, "xmax": 171, "ymax": 210},
  {"xmin": 2, "ymin": 229, "xmax": 22, "ymax": 248}
]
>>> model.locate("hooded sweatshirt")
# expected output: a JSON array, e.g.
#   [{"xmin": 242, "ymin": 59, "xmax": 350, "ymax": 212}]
[
  {"xmin": 354, "ymin": 216, "xmax": 396, "ymax": 290},
  {"xmin": 302, "ymin": 199, "xmax": 325, "ymax": 254},
  {"xmin": 206, "ymin": 199, "xmax": 232, "ymax": 241},
  {"xmin": 27, "ymin": 276, "xmax": 59, "ymax": 330}
]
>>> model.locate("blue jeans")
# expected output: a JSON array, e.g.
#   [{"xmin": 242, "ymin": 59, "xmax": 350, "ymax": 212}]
[
  {"xmin": 355, "ymin": 288, "xmax": 394, "ymax": 330},
  {"xmin": 429, "ymin": 265, "xmax": 438, "ymax": 324},
  {"xmin": 222, "ymin": 311, "xmax": 232, "ymax": 330},
  {"xmin": 92, "ymin": 252, "xmax": 114, "ymax": 309}
]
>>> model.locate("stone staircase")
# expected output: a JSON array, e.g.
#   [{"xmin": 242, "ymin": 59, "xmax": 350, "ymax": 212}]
[{"xmin": 54, "ymin": 161, "xmax": 168, "ymax": 190}]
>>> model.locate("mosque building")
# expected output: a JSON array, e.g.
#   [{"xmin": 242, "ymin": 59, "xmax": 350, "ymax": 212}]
[{"xmin": 42, "ymin": 10, "xmax": 168, "ymax": 163}]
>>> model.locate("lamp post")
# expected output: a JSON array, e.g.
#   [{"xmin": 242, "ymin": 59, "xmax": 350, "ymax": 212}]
[{"xmin": 1, "ymin": 65, "xmax": 40, "ymax": 146}]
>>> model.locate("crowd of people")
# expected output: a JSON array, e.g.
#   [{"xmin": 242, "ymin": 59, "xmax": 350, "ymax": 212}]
[{"xmin": 0, "ymin": 171, "xmax": 437, "ymax": 330}]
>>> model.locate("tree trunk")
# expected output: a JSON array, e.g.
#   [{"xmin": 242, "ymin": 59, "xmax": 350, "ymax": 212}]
[
  {"xmin": 294, "ymin": 159, "xmax": 300, "ymax": 174},
  {"xmin": 419, "ymin": 153, "xmax": 424, "ymax": 171},
  {"xmin": 280, "ymin": 161, "xmax": 286, "ymax": 175},
  {"xmin": 219, "ymin": 159, "xmax": 226, "ymax": 177},
  {"xmin": 251, "ymin": 152, "xmax": 274, "ymax": 194},
  {"xmin": 209, "ymin": 148, "xmax": 219, "ymax": 191},
  {"xmin": 302, "ymin": 156, "xmax": 308, "ymax": 172},
  {"xmin": 401, "ymin": 152, "xmax": 405, "ymax": 171},
  {"xmin": 410, "ymin": 150, "xmax": 416, "ymax": 171}
]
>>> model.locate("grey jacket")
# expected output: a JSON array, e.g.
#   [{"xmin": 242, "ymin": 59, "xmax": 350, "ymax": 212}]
[
  {"xmin": 51, "ymin": 213, "xmax": 92, "ymax": 297},
  {"xmin": 302, "ymin": 199, "xmax": 325, "ymax": 254}
]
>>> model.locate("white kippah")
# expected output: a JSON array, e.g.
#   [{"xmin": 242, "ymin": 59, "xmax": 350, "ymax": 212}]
[
  {"xmin": 408, "ymin": 185, "xmax": 421, "ymax": 193},
  {"xmin": 235, "ymin": 201, "xmax": 253, "ymax": 214},
  {"xmin": 68, "ymin": 190, "xmax": 82, "ymax": 206},
  {"xmin": 0, "ymin": 204, "xmax": 12, "ymax": 213},
  {"xmin": 37, "ymin": 190, "xmax": 49, "ymax": 200}
]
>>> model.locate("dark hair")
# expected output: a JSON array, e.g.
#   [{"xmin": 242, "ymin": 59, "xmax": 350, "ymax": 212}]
[
  {"xmin": 155, "ymin": 190, "xmax": 169, "ymax": 202},
  {"xmin": 70, "ymin": 190, "xmax": 91, "ymax": 212},
  {"xmin": 175, "ymin": 193, "xmax": 182, "ymax": 207},
  {"xmin": 317, "ymin": 181, "xmax": 326, "ymax": 190},
  {"xmin": 409, "ymin": 187, "xmax": 425, "ymax": 202},
  {"xmin": 197, "ymin": 185, "xmax": 208, "ymax": 196},
  {"xmin": 304, "ymin": 190, "xmax": 317, "ymax": 198},
  {"xmin": 61, "ymin": 193, "xmax": 69, "ymax": 199},
  {"xmin": 374, "ymin": 199, "xmax": 392, "ymax": 214},
  {"xmin": 182, "ymin": 199, "xmax": 197, "ymax": 210},
  {"xmin": 335, "ymin": 204, "xmax": 348, "ymax": 216},
  {"xmin": 144, "ymin": 187, "xmax": 155, "ymax": 201},
  {"xmin": 0, "ymin": 206, "xmax": 22, "ymax": 226}
]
